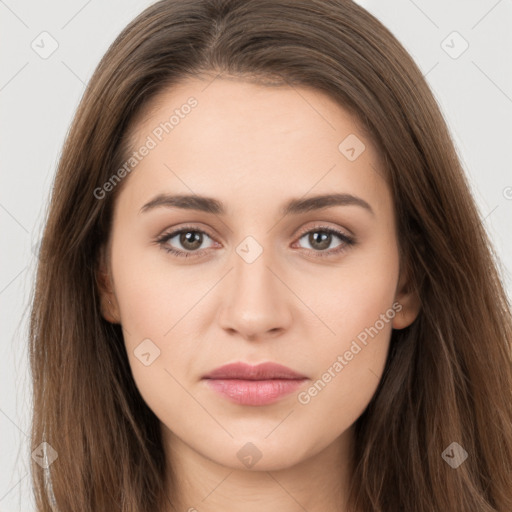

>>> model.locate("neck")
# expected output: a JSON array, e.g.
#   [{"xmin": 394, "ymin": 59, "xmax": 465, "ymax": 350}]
[{"xmin": 161, "ymin": 424, "xmax": 356, "ymax": 512}]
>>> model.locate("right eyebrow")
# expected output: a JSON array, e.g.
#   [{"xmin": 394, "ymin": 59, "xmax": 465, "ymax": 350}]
[{"xmin": 280, "ymin": 193, "xmax": 374, "ymax": 217}]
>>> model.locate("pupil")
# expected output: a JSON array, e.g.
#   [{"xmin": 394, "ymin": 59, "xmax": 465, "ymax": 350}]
[
  {"xmin": 310, "ymin": 231, "xmax": 330, "ymax": 250},
  {"xmin": 181, "ymin": 231, "xmax": 201, "ymax": 250}
]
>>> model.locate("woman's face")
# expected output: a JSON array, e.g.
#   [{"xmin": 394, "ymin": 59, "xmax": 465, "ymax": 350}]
[{"xmin": 98, "ymin": 76, "xmax": 419, "ymax": 472}]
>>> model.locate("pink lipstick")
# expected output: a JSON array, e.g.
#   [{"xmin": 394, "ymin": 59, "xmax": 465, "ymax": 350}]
[{"xmin": 202, "ymin": 362, "xmax": 308, "ymax": 406}]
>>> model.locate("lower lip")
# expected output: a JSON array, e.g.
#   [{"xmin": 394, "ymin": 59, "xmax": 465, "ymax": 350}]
[{"xmin": 204, "ymin": 378, "xmax": 307, "ymax": 406}]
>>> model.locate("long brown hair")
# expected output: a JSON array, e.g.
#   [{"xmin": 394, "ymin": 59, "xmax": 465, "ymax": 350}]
[{"xmin": 28, "ymin": 0, "xmax": 512, "ymax": 510}]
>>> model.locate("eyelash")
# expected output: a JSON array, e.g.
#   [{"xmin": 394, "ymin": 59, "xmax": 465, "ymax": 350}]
[{"xmin": 154, "ymin": 224, "xmax": 356, "ymax": 259}]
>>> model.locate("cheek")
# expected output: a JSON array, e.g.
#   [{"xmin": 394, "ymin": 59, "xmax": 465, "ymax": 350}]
[
  {"xmin": 111, "ymin": 237, "xmax": 199, "ymax": 336},
  {"xmin": 109, "ymin": 242, "xmax": 206, "ymax": 412},
  {"xmin": 298, "ymin": 239, "xmax": 398, "ymax": 413},
  {"xmin": 310, "ymin": 237, "xmax": 399, "ymax": 347},
  {"xmin": 297, "ymin": 280, "xmax": 396, "ymax": 432}
]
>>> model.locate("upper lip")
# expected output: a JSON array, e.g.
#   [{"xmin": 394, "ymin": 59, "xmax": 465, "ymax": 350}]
[{"xmin": 203, "ymin": 362, "xmax": 307, "ymax": 380}]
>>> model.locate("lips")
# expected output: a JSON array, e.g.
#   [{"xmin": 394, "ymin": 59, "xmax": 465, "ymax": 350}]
[
  {"xmin": 202, "ymin": 361, "xmax": 307, "ymax": 380},
  {"xmin": 202, "ymin": 362, "xmax": 308, "ymax": 406}
]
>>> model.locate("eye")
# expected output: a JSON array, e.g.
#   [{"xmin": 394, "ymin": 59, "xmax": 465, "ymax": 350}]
[
  {"xmin": 293, "ymin": 225, "xmax": 355, "ymax": 258},
  {"xmin": 155, "ymin": 225, "xmax": 217, "ymax": 258}
]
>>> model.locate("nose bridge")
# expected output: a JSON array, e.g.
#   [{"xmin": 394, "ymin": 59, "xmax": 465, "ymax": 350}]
[
  {"xmin": 232, "ymin": 233, "xmax": 278, "ymax": 301},
  {"xmin": 216, "ymin": 231, "xmax": 292, "ymax": 338}
]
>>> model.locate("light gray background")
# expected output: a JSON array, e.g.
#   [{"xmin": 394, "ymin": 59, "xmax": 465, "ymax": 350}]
[{"xmin": 1, "ymin": 0, "xmax": 511, "ymax": 510}]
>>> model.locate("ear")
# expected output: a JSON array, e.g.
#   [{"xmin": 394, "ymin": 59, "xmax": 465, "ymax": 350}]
[
  {"xmin": 392, "ymin": 263, "xmax": 421, "ymax": 330},
  {"xmin": 96, "ymin": 244, "xmax": 121, "ymax": 324}
]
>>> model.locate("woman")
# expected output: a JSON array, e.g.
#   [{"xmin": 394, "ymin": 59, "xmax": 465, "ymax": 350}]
[{"xmin": 29, "ymin": 0, "xmax": 512, "ymax": 510}]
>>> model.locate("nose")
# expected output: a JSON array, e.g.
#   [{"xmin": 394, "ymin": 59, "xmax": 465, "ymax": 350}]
[{"xmin": 216, "ymin": 241, "xmax": 293, "ymax": 342}]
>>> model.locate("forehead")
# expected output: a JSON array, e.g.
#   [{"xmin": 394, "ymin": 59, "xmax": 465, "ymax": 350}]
[
  {"xmin": 118, "ymin": 76, "xmax": 389, "ymax": 219},
  {"xmin": 131, "ymin": 75, "xmax": 371, "ymax": 152}
]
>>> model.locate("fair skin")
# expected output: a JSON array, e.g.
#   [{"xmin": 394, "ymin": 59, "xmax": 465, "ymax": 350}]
[{"xmin": 97, "ymin": 76, "xmax": 420, "ymax": 512}]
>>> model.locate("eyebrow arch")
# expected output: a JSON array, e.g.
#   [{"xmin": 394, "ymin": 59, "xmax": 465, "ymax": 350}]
[{"xmin": 139, "ymin": 192, "xmax": 374, "ymax": 217}]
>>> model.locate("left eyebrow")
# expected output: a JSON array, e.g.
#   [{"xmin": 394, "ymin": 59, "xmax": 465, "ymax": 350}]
[
  {"xmin": 139, "ymin": 192, "xmax": 374, "ymax": 217},
  {"xmin": 281, "ymin": 193, "xmax": 374, "ymax": 217}
]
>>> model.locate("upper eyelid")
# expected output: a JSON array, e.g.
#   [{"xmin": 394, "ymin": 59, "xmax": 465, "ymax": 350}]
[
  {"xmin": 158, "ymin": 225, "xmax": 216, "ymax": 242},
  {"xmin": 295, "ymin": 224, "xmax": 350, "ymax": 238}
]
